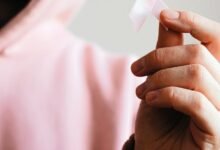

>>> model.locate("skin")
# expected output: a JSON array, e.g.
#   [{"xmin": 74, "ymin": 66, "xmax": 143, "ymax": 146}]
[
  {"xmin": 132, "ymin": 10, "xmax": 220, "ymax": 150},
  {"xmin": 1, "ymin": 2, "xmax": 219, "ymax": 149},
  {"xmin": 0, "ymin": 0, "xmax": 30, "ymax": 28}
]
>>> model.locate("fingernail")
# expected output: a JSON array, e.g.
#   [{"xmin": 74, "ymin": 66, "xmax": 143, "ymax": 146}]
[
  {"xmin": 132, "ymin": 59, "xmax": 145, "ymax": 74},
  {"xmin": 136, "ymin": 83, "xmax": 146, "ymax": 97},
  {"xmin": 145, "ymin": 91, "xmax": 158, "ymax": 104},
  {"xmin": 162, "ymin": 9, "xmax": 179, "ymax": 20}
]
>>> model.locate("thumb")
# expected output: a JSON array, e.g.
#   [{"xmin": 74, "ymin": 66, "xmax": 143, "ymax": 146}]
[
  {"xmin": 160, "ymin": 9, "xmax": 220, "ymax": 44},
  {"xmin": 160, "ymin": 9, "xmax": 220, "ymax": 59}
]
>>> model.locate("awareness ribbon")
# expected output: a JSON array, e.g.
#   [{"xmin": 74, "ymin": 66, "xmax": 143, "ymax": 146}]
[{"xmin": 130, "ymin": 0, "xmax": 168, "ymax": 31}]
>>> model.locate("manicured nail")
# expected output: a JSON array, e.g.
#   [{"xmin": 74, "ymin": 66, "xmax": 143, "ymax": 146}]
[
  {"xmin": 132, "ymin": 59, "xmax": 145, "ymax": 74},
  {"xmin": 145, "ymin": 91, "xmax": 158, "ymax": 104},
  {"xmin": 162, "ymin": 9, "xmax": 179, "ymax": 20}
]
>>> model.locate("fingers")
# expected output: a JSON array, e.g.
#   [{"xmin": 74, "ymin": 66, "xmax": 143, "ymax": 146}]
[
  {"xmin": 145, "ymin": 87, "xmax": 220, "ymax": 135},
  {"xmin": 131, "ymin": 24, "xmax": 183, "ymax": 76},
  {"xmin": 132, "ymin": 15, "xmax": 183, "ymax": 75},
  {"xmin": 132, "ymin": 24, "xmax": 183, "ymax": 74},
  {"xmin": 160, "ymin": 9, "xmax": 220, "ymax": 44},
  {"xmin": 131, "ymin": 44, "xmax": 220, "ymax": 83},
  {"xmin": 136, "ymin": 64, "xmax": 220, "ymax": 110},
  {"xmin": 156, "ymin": 23, "xmax": 183, "ymax": 48},
  {"xmin": 160, "ymin": 9, "xmax": 220, "ymax": 59}
]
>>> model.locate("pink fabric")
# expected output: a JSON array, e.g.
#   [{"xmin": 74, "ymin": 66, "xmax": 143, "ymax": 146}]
[{"xmin": 0, "ymin": 0, "xmax": 140, "ymax": 150}]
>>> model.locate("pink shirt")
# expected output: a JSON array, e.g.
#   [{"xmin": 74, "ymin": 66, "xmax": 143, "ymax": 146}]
[{"xmin": 0, "ymin": 0, "xmax": 140, "ymax": 149}]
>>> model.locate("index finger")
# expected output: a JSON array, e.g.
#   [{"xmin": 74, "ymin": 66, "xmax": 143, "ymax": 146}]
[{"xmin": 131, "ymin": 44, "xmax": 220, "ymax": 83}]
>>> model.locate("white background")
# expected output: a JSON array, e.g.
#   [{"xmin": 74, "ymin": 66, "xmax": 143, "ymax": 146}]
[{"xmin": 70, "ymin": 0, "xmax": 220, "ymax": 56}]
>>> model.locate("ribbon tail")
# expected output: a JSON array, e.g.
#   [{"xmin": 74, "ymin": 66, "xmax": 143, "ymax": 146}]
[
  {"xmin": 130, "ymin": 0, "xmax": 168, "ymax": 31},
  {"xmin": 151, "ymin": 0, "xmax": 168, "ymax": 20},
  {"xmin": 129, "ymin": 0, "xmax": 151, "ymax": 31}
]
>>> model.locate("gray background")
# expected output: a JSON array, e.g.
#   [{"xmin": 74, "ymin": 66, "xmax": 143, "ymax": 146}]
[{"xmin": 70, "ymin": 0, "xmax": 220, "ymax": 56}]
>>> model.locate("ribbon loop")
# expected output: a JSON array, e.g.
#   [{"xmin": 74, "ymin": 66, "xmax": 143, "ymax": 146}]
[{"xmin": 130, "ymin": 0, "xmax": 168, "ymax": 31}]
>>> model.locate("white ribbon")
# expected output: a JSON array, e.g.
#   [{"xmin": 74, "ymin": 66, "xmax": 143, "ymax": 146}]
[{"xmin": 130, "ymin": 0, "xmax": 168, "ymax": 31}]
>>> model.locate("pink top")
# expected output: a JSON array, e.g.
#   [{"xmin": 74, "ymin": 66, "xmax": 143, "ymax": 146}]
[{"xmin": 0, "ymin": 0, "xmax": 140, "ymax": 149}]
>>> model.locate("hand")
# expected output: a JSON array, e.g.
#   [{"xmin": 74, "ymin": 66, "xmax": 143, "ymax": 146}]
[{"xmin": 132, "ymin": 10, "xmax": 220, "ymax": 150}]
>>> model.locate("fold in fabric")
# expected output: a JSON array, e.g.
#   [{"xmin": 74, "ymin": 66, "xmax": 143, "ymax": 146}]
[{"xmin": 130, "ymin": 0, "xmax": 168, "ymax": 31}]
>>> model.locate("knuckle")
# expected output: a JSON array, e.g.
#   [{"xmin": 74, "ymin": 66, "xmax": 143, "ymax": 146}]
[
  {"xmin": 165, "ymin": 87, "xmax": 176, "ymax": 99},
  {"xmin": 153, "ymin": 48, "xmax": 164, "ymax": 66},
  {"xmin": 164, "ymin": 87, "xmax": 178, "ymax": 108},
  {"xmin": 180, "ymin": 11, "xmax": 198, "ymax": 28},
  {"xmin": 187, "ymin": 64, "xmax": 206, "ymax": 82},
  {"xmin": 188, "ymin": 44, "xmax": 207, "ymax": 63},
  {"xmin": 153, "ymin": 70, "xmax": 166, "ymax": 82},
  {"xmin": 191, "ymin": 92, "xmax": 206, "ymax": 112}
]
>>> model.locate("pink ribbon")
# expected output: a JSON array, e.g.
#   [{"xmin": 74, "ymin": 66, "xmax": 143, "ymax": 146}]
[{"xmin": 130, "ymin": 0, "xmax": 168, "ymax": 31}]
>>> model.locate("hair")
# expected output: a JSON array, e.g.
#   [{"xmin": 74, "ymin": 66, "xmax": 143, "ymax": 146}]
[{"xmin": 0, "ymin": 0, "xmax": 30, "ymax": 27}]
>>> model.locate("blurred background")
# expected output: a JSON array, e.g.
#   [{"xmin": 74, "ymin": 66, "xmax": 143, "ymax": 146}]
[{"xmin": 70, "ymin": 0, "xmax": 220, "ymax": 56}]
